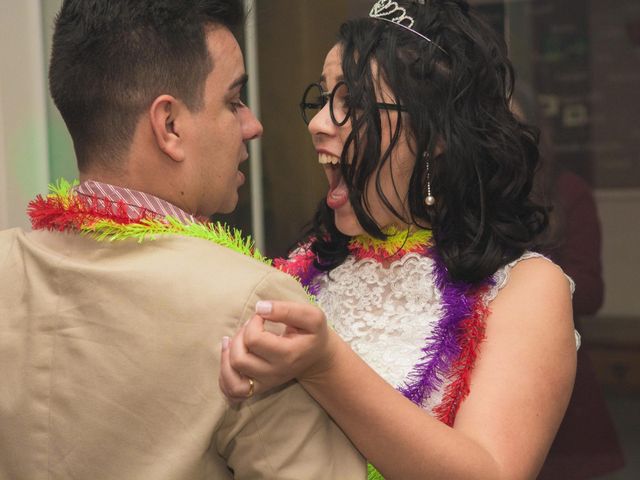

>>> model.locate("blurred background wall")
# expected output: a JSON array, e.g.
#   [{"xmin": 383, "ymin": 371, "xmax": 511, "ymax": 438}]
[{"xmin": 0, "ymin": 0, "xmax": 49, "ymax": 230}]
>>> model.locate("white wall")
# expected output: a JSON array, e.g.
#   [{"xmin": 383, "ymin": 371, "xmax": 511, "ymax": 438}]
[{"xmin": 0, "ymin": 0, "xmax": 49, "ymax": 230}]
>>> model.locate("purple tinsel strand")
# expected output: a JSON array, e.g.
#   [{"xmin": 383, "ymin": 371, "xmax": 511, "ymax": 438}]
[
  {"xmin": 398, "ymin": 247, "xmax": 494, "ymax": 406},
  {"xmin": 302, "ymin": 265, "xmax": 323, "ymax": 296}
]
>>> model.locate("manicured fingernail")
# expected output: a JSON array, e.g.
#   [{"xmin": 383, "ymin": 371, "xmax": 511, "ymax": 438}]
[
  {"xmin": 221, "ymin": 336, "xmax": 229, "ymax": 351},
  {"xmin": 255, "ymin": 300, "xmax": 273, "ymax": 315}
]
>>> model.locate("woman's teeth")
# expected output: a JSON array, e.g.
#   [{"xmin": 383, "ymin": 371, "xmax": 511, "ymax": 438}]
[{"xmin": 318, "ymin": 153, "xmax": 340, "ymax": 165}]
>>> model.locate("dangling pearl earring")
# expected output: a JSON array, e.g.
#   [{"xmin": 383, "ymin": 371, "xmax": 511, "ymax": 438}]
[{"xmin": 424, "ymin": 153, "xmax": 436, "ymax": 206}]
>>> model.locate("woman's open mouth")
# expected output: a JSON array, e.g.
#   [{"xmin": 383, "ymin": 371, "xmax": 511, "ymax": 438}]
[{"xmin": 319, "ymin": 154, "xmax": 349, "ymax": 209}]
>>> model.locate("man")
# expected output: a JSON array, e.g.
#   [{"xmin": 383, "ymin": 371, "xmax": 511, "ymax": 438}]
[{"xmin": 0, "ymin": 1, "xmax": 365, "ymax": 479}]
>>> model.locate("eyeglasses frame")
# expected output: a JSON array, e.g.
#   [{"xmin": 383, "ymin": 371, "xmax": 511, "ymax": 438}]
[{"xmin": 300, "ymin": 80, "xmax": 408, "ymax": 127}]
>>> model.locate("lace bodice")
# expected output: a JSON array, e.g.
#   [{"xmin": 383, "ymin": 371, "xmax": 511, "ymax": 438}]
[
  {"xmin": 315, "ymin": 251, "xmax": 576, "ymax": 412},
  {"xmin": 316, "ymin": 253, "xmax": 440, "ymax": 391}
]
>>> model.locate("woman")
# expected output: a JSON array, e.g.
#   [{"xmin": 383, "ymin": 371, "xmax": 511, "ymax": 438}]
[{"xmin": 220, "ymin": 1, "xmax": 577, "ymax": 478}]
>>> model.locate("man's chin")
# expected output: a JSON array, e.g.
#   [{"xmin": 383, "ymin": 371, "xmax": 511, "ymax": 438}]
[{"xmin": 215, "ymin": 194, "xmax": 239, "ymax": 216}]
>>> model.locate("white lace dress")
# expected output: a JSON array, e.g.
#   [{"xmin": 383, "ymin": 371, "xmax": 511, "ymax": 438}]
[{"xmin": 314, "ymin": 251, "xmax": 577, "ymax": 414}]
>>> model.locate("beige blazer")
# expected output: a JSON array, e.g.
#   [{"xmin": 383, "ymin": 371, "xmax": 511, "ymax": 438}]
[{"xmin": 0, "ymin": 228, "xmax": 365, "ymax": 480}]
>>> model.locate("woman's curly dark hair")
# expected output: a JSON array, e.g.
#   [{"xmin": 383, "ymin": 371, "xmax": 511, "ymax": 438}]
[{"xmin": 307, "ymin": 0, "xmax": 547, "ymax": 283}]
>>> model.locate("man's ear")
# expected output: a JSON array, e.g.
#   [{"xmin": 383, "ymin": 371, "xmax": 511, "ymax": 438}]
[{"xmin": 149, "ymin": 95, "xmax": 187, "ymax": 162}]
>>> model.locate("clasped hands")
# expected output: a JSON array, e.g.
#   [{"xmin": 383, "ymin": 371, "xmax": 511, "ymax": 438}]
[{"xmin": 219, "ymin": 300, "xmax": 338, "ymax": 402}]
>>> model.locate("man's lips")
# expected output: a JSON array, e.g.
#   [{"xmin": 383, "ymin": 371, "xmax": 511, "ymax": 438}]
[{"xmin": 237, "ymin": 154, "xmax": 248, "ymax": 186}]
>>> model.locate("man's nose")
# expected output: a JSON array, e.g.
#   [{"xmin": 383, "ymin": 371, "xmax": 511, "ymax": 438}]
[{"xmin": 243, "ymin": 108, "xmax": 263, "ymax": 140}]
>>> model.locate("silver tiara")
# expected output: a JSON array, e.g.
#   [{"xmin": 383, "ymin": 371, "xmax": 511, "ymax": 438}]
[{"xmin": 369, "ymin": 0, "xmax": 449, "ymax": 56}]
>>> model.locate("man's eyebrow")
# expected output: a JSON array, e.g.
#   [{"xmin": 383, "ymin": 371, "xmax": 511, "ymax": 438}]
[{"xmin": 228, "ymin": 73, "xmax": 249, "ymax": 92}]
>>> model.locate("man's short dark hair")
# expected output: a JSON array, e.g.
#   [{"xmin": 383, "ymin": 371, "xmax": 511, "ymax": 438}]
[{"xmin": 49, "ymin": 0, "xmax": 243, "ymax": 170}]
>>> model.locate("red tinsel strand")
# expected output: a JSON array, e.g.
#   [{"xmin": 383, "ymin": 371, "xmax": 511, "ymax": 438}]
[
  {"xmin": 28, "ymin": 193, "xmax": 152, "ymax": 231},
  {"xmin": 273, "ymin": 243, "xmax": 326, "ymax": 296},
  {"xmin": 433, "ymin": 293, "xmax": 490, "ymax": 426},
  {"xmin": 274, "ymin": 249, "xmax": 314, "ymax": 279},
  {"xmin": 346, "ymin": 244, "xmax": 430, "ymax": 262}
]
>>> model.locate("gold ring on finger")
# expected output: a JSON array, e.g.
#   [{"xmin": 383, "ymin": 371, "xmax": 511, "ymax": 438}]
[{"xmin": 246, "ymin": 377, "xmax": 255, "ymax": 398}]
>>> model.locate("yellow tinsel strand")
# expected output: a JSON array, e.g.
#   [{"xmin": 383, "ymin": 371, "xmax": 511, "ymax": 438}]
[{"xmin": 351, "ymin": 226, "xmax": 433, "ymax": 255}]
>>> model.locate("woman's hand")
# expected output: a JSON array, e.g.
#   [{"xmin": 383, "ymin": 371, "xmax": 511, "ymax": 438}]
[{"xmin": 219, "ymin": 300, "xmax": 339, "ymax": 402}]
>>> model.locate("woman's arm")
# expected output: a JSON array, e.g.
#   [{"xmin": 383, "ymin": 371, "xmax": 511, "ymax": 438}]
[{"xmin": 221, "ymin": 258, "xmax": 576, "ymax": 479}]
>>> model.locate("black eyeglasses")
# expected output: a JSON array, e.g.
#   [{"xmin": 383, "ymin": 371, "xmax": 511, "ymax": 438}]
[{"xmin": 300, "ymin": 80, "xmax": 408, "ymax": 126}]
